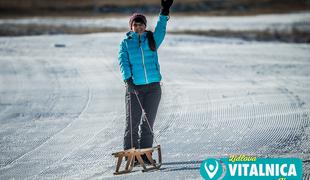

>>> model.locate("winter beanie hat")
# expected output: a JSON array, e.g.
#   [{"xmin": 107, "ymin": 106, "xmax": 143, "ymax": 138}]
[{"xmin": 129, "ymin": 13, "xmax": 147, "ymax": 29}]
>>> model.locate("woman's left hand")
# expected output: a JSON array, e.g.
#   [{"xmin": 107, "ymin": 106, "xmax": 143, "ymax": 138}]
[{"xmin": 161, "ymin": 0, "xmax": 174, "ymax": 15}]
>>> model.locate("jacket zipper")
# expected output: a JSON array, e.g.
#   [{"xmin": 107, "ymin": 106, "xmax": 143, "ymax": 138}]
[{"xmin": 139, "ymin": 35, "xmax": 149, "ymax": 83}]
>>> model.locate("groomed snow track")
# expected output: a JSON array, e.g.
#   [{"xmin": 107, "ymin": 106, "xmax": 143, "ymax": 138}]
[{"xmin": 0, "ymin": 33, "xmax": 309, "ymax": 179}]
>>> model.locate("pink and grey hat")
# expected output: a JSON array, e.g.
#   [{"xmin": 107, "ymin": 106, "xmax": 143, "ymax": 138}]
[{"xmin": 129, "ymin": 13, "xmax": 147, "ymax": 29}]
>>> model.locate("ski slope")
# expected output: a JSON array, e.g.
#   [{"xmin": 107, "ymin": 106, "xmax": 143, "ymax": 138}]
[{"xmin": 0, "ymin": 33, "xmax": 309, "ymax": 179}]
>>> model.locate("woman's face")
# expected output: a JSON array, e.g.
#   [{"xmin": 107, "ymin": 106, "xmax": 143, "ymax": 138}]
[{"xmin": 132, "ymin": 21, "xmax": 146, "ymax": 35}]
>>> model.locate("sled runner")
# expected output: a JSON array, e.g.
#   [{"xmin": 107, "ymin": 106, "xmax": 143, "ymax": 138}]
[
  {"xmin": 112, "ymin": 145, "xmax": 162, "ymax": 175},
  {"xmin": 112, "ymin": 91, "xmax": 162, "ymax": 175}
]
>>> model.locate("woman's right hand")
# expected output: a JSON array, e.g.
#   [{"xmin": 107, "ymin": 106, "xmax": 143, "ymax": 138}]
[{"xmin": 125, "ymin": 77, "xmax": 136, "ymax": 93}]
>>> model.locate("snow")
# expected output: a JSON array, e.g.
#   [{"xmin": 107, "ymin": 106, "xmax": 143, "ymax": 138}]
[
  {"xmin": 168, "ymin": 12, "xmax": 310, "ymax": 32},
  {"xmin": 1, "ymin": 12, "xmax": 310, "ymax": 33},
  {"xmin": 0, "ymin": 26, "xmax": 310, "ymax": 179}
]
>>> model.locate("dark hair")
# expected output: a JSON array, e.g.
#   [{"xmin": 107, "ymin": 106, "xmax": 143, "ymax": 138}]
[{"xmin": 146, "ymin": 30, "xmax": 156, "ymax": 51}]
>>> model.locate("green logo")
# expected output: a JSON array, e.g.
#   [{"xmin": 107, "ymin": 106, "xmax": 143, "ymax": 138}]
[{"xmin": 200, "ymin": 158, "xmax": 225, "ymax": 180}]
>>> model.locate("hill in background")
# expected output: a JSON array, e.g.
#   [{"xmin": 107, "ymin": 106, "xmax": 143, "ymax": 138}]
[{"xmin": 1, "ymin": 0, "xmax": 310, "ymax": 17}]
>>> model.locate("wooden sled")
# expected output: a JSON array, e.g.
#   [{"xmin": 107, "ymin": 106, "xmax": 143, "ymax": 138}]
[{"xmin": 112, "ymin": 145, "xmax": 162, "ymax": 175}]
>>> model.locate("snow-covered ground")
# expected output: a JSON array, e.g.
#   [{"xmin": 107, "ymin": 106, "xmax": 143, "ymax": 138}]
[
  {"xmin": 0, "ymin": 32, "xmax": 309, "ymax": 179},
  {"xmin": 1, "ymin": 12, "xmax": 310, "ymax": 33}
]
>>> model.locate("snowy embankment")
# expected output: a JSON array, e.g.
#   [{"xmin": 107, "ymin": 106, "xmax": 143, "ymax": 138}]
[
  {"xmin": 0, "ymin": 12, "xmax": 310, "ymax": 42},
  {"xmin": 0, "ymin": 33, "xmax": 309, "ymax": 179}
]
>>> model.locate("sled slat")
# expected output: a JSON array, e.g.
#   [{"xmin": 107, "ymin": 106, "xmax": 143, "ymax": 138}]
[{"xmin": 112, "ymin": 145, "xmax": 162, "ymax": 175}]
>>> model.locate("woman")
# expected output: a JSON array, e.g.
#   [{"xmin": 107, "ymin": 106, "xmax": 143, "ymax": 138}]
[{"xmin": 118, "ymin": 0, "xmax": 173, "ymax": 163}]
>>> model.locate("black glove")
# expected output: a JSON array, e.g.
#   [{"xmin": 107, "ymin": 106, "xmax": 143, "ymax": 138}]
[
  {"xmin": 125, "ymin": 77, "xmax": 136, "ymax": 93},
  {"xmin": 161, "ymin": 0, "xmax": 173, "ymax": 16}
]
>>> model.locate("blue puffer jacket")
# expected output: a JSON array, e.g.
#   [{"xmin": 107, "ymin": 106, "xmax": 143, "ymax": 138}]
[{"xmin": 118, "ymin": 15, "xmax": 169, "ymax": 85}]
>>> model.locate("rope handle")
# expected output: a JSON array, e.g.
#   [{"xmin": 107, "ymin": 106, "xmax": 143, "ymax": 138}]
[{"xmin": 133, "ymin": 90, "xmax": 159, "ymax": 145}]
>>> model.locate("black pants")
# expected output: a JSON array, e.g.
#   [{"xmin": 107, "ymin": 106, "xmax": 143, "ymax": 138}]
[{"xmin": 124, "ymin": 82, "xmax": 161, "ymax": 150}]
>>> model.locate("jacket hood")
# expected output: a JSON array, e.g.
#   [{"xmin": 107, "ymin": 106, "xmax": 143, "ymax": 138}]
[{"xmin": 126, "ymin": 31, "xmax": 147, "ymax": 41}]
